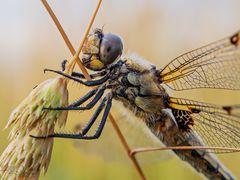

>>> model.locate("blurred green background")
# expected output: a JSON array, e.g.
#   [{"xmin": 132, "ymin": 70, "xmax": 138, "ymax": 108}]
[{"xmin": 0, "ymin": 0, "xmax": 240, "ymax": 179}]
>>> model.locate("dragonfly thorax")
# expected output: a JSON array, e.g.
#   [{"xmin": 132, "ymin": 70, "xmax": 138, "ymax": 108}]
[{"xmin": 108, "ymin": 58, "xmax": 170, "ymax": 117}]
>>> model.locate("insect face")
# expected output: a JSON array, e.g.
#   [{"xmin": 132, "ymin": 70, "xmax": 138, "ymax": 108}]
[{"xmin": 81, "ymin": 29, "xmax": 123, "ymax": 71}]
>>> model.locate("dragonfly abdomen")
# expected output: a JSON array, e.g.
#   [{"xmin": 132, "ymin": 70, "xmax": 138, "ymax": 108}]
[
  {"xmin": 145, "ymin": 110, "xmax": 234, "ymax": 180},
  {"xmin": 173, "ymin": 139, "xmax": 234, "ymax": 180},
  {"xmin": 173, "ymin": 144, "xmax": 234, "ymax": 180}
]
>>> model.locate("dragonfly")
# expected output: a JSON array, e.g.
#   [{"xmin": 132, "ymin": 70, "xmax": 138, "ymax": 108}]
[{"xmin": 33, "ymin": 28, "xmax": 240, "ymax": 179}]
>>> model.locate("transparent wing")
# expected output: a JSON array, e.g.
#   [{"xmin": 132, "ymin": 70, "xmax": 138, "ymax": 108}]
[
  {"xmin": 72, "ymin": 104, "xmax": 171, "ymax": 165},
  {"xmin": 169, "ymin": 97, "xmax": 240, "ymax": 152},
  {"xmin": 160, "ymin": 31, "xmax": 240, "ymax": 90}
]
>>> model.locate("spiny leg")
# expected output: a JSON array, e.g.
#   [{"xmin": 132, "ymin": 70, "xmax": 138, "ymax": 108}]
[
  {"xmin": 77, "ymin": 97, "xmax": 107, "ymax": 137},
  {"xmin": 30, "ymin": 96, "xmax": 112, "ymax": 139},
  {"xmin": 80, "ymin": 96, "xmax": 112, "ymax": 139},
  {"xmin": 53, "ymin": 96, "xmax": 112, "ymax": 139},
  {"xmin": 70, "ymin": 88, "xmax": 98, "ymax": 107},
  {"xmin": 60, "ymin": 59, "xmax": 107, "ymax": 78},
  {"xmin": 45, "ymin": 85, "xmax": 106, "ymax": 111},
  {"xmin": 77, "ymin": 85, "xmax": 106, "ymax": 110},
  {"xmin": 72, "ymin": 71, "xmax": 107, "ymax": 79},
  {"xmin": 44, "ymin": 68, "xmax": 109, "ymax": 86}
]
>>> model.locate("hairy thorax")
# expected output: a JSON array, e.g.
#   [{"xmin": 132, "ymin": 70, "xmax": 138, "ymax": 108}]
[
  {"xmin": 109, "ymin": 58, "xmax": 170, "ymax": 120},
  {"xmin": 107, "ymin": 58, "xmax": 188, "ymax": 147}
]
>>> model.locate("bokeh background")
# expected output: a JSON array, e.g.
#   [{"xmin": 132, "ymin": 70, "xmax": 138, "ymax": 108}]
[{"xmin": 1, "ymin": 0, "xmax": 240, "ymax": 179}]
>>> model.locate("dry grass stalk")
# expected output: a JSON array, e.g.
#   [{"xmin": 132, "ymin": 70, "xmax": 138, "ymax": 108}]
[{"xmin": 0, "ymin": 0, "xmax": 102, "ymax": 179}]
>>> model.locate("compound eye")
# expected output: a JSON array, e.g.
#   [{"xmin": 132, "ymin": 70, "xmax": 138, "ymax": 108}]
[{"xmin": 100, "ymin": 33, "xmax": 123, "ymax": 65}]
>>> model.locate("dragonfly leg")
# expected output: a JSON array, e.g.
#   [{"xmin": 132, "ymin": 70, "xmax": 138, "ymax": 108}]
[
  {"xmin": 71, "ymin": 70, "xmax": 107, "ymax": 79},
  {"xmin": 45, "ymin": 85, "xmax": 106, "ymax": 111},
  {"xmin": 81, "ymin": 96, "xmax": 112, "ymax": 136},
  {"xmin": 44, "ymin": 68, "xmax": 109, "ymax": 86},
  {"xmin": 60, "ymin": 59, "xmax": 107, "ymax": 78},
  {"xmin": 61, "ymin": 59, "xmax": 68, "ymax": 71},
  {"xmin": 30, "ymin": 96, "xmax": 112, "ymax": 140}
]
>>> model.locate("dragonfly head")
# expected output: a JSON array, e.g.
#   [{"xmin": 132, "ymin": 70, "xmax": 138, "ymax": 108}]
[{"xmin": 81, "ymin": 28, "xmax": 123, "ymax": 71}]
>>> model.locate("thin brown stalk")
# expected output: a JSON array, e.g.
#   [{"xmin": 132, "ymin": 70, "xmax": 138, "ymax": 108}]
[
  {"xmin": 108, "ymin": 113, "xmax": 146, "ymax": 179},
  {"xmin": 41, "ymin": 0, "xmax": 89, "ymax": 77},
  {"xmin": 40, "ymin": 0, "xmax": 146, "ymax": 180},
  {"xmin": 65, "ymin": 0, "xmax": 103, "ymax": 75},
  {"xmin": 130, "ymin": 146, "xmax": 240, "ymax": 156}
]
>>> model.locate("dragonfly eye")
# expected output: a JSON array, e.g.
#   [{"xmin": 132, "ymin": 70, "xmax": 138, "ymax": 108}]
[
  {"xmin": 81, "ymin": 30, "xmax": 123, "ymax": 71},
  {"xmin": 100, "ymin": 33, "xmax": 123, "ymax": 65}
]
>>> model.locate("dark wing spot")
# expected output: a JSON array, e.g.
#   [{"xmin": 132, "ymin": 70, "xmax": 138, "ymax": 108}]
[
  {"xmin": 230, "ymin": 32, "xmax": 239, "ymax": 45},
  {"xmin": 223, "ymin": 106, "xmax": 232, "ymax": 115},
  {"xmin": 191, "ymin": 108, "xmax": 201, "ymax": 113}
]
